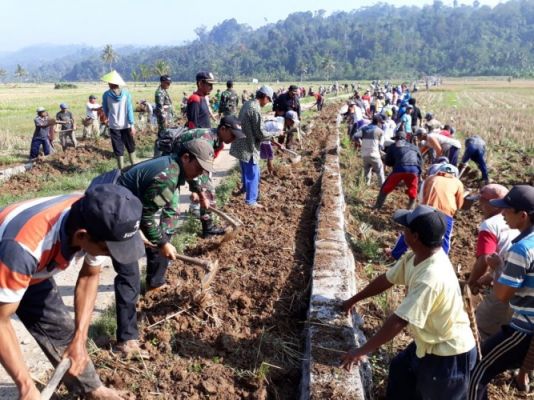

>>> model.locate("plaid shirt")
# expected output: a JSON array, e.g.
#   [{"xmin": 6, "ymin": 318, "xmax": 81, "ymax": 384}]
[{"xmin": 230, "ymin": 100, "xmax": 274, "ymax": 164}]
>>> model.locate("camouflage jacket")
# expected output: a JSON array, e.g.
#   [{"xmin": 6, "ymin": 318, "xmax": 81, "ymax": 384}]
[
  {"xmin": 219, "ymin": 89, "xmax": 239, "ymax": 116},
  {"xmin": 176, "ymin": 128, "xmax": 222, "ymax": 192},
  {"xmin": 117, "ymin": 156, "xmax": 185, "ymax": 246},
  {"xmin": 230, "ymin": 100, "xmax": 274, "ymax": 164},
  {"xmin": 155, "ymin": 86, "xmax": 174, "ymax": 130}
]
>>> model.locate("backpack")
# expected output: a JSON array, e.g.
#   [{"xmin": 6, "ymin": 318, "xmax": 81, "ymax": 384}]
[{"xmin": 155, "ymin": 127, "xmax": 187, "ymax": 155}]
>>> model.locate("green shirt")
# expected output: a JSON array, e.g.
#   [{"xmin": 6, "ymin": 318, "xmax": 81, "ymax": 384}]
[
  {"xmin": 155, "ymin": 86, "xmax": 174, "ymax": 130},
  {"xmin": 117, "ymin": 156, "xmax": 185, "ymax": 246},
  {"xmin": 230, "ymin": 100, "xmax": 274, "ymax": 164}
]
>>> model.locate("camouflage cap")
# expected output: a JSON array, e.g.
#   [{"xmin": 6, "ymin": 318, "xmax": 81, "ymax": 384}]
[{"xmin": 183, "ymin": 139, "xmax": 215, "ymax": 173}]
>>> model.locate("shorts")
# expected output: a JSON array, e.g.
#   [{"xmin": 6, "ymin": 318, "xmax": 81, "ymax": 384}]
[{"xmin": 260, "ymin": 142, "xmax": 273, "ymax": 160}]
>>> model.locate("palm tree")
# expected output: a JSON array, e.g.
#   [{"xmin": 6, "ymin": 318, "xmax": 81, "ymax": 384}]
[
  {"xmin": 14, "ymin": 64, "xmax": 27, "ymax": 85},
  {"xmin": 153, "ymin": 60, "xmax": 171, "ymax": 77},
  {"xmin": 131, "ymin": 70, "xmax": 140, "ymax": 87},
  {"xmin": 101, "ymin": 44, "xmax": 118, "ymax": 70},
  {"xmin": 139, "ymin": 64, "xmax": 151, "ymax": 86},
  {"xmin": 297, "ymin": 62, "xmax": 308, "ymax": 82},
  {"xmin": 0, "ymin": 68, "xmax": 6, "ymax": 83},
  {"xmin": 321, "ymin": 57, "xmax": 336, "ymax": 81}
]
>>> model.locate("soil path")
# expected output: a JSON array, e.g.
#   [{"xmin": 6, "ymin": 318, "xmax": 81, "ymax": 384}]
[{"xmin": 0, "ymin": 147, "xmax": 237, "ymax": 398}]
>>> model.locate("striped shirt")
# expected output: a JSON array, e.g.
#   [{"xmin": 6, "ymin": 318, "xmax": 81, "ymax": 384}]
[
  {"xmin": 497, "ymin": 227, "xmax": 534, "ymax": 333},
  {"xmin": 0, "ymin": 194, "xmax": 103, "ymax": 303}
]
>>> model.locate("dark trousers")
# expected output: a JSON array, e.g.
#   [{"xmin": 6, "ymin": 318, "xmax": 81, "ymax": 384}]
[
  {"xmin": 109, "ymin": 128, "xmax": 135, "ymax": 157},
  {"xmin": 462, "ymin": 145, "xmax": 489, "ymax": 181},
  {"xmin": 387, "ymin": 341, "xmax": 476, "ymax": 400},
  {"xmin": 29, "ymin": 136, "xmax": 51, "ymax": 159},
  {"xmin": 468, "ymin": 325, "xmax": 531, "ymax": 400},
  {"xmin": 16, "ymin": 279, "xmax": 102, "ymax": 394},
  {"xmin": 112, "ymin": 247, "xmax": 168, "ymax": 342},
  {"xmin": 447, "ymin": 146, "xmax": 460, "ymax": 166}
]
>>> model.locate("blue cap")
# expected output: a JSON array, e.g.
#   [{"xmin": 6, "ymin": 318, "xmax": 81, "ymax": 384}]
[
  {"xmin": 60, "ymin": 103, "xmax": 68, "ymax": 109},
  {"xmin": 79, "ymin": 184, "xmax": 145, "ymax": 264}
]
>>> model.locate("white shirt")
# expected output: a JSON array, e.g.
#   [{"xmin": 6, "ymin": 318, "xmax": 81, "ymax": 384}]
[{"xmin": 86, "ymin": 102, "xmax": 101, "ymax": 119}]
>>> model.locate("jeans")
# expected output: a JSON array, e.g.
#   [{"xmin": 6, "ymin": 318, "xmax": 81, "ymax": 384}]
[
  {"xmin": 387, "ymin": 342, "xmax": 476, "ymax": 400},
  {"xmin": 391, "ymin": 214, "xmax": 453, "ymax": 260},
  {"xmin": 29, "ymin": 136, "xmax": 51, "ymax": 159},
  {"xmin": 239, "ymin": 159, "xmax": 260, "ymax": 205},
  {"xmin": 462, "ymin": 145, "xmax": 488, "ymax": 181},
  {"xmin": 16, "ymin": 279, "xmax": 102, "ymax": 394}
]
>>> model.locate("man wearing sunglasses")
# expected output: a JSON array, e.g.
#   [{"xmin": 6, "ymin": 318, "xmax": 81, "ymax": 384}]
[{"xmin": 186, "ymin": 71, "xmax": 216, "ymax": 129}]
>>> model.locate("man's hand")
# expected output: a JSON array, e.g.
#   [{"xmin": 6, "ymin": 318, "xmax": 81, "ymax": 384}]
[
  {"xmin": 199, "ymin": 193, "xmax": 210, "ymax": 210},
  {"xmin": 341, "ymin": 299, "xmax": 355, "ymax": 316},
  {"xmin": 340, "ymin": 348, "xmax": 368, "ymax": 372},
  {"xmin": 19, "ymin": 385, "xmax": 40, "ymax": 400},
  {"xmin": 487, "ymin": 253, "xmax": 504, "ymax": 271},
  {"xmin": 190, "ymin": 193, "xmax": 200, "ymax": 203},
  {"xmin": 130, "ymin": 126, "xmax": 136, "ymax": 136},
  {"xmin": 63, "ymin": 338, "xmax": 88, "ymax": 376},
  {"xmin": 159, "ymin": 242, "xmax": 178, "ymax": 260}
]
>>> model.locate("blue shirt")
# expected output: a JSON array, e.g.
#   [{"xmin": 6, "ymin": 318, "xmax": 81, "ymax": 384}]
[
  {"xmin": 498, "ymin": 226, "xmax": 534, "ymax": 333},
  {"xmin": 401, "ymin": 113, "xmax": 412, "ymax": 133}
]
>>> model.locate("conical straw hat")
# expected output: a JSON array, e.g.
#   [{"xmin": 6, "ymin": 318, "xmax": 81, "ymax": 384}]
[{"xmin": 101, "ymin": 70, "xmax": 126, "ymax": 86}]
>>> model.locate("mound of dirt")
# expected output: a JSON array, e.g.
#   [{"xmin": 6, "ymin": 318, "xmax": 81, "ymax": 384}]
[{"xmin": 92, "ymin": 106, "xmax": 338, "ymax": 398}]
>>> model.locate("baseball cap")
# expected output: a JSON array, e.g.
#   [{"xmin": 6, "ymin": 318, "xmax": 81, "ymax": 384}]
[
  {"xmin": 183, "ymin": 139, "xmax": 216, "ymax": 173},
  {"xmin": 79, "ymin": 184, "xmax": 144, "ymax": 264},
  {"xmin": 36, "ymin": 107, "xmax": 46, "ymax": 113},
  {"xmin": 226, "ymin": 80, "xmax": 233, "ymax": 87},
  {"xmin": 219, "ymin": 115, "xmax": 245, "ymax": 139},
  {"xmin": 60, "ymin": 103, "xmax": 68, "ymax": 109},
  {"xmin": 196, "ymin": 71, "xmax": 216, "ymax": 83},
  {"xmin": 89, "ymin": 95, "xmax": 97, "ymax": 100},
  {"xmin": 285, "ymin": 110, "xmax": 300, "ymax": 123},
  {"xmin": 467, "ymin": 183, "xmax": 509, "ymax": 202},
  {"xmin": 257, "ymin": 85, "xmax": 274, "ymax": 102},
  {"xmin": 489, "ymin": 185, "xmax": 534, "ymax": 213},
  {"xmin": 393, "ymin": 205, "xmax": 447, "ymax": 247},
  {"xmin": 160, "ymin": 75, "xmax": 172, "ymax": 83},
  {"xmin": 288, "ymin": 85, "xmax": 299, "ymax": 92},
  {"xmin": 437, "ymin": 163, "xmax": 459, "ymax": 177}
]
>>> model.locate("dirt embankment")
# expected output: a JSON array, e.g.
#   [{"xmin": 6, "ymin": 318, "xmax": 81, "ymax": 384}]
[{"xmin": 87, "ymin": 106, "xmax": 338, "ymax": 399}]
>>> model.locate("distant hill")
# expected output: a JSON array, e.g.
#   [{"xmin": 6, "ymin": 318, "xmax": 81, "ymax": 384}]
[{"xmin": 3, "ymin": 0, "xmax": 534, "ymax": 82}]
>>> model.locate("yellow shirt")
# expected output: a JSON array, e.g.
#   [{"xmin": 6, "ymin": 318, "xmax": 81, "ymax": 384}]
[{"xmin": 386, "ymin": 250, "xmax": 475, "ymax": 358}]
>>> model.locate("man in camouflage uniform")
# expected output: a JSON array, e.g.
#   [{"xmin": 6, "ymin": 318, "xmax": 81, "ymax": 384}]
[
  {"xmin": 154, "ymin": 75, "xmax": 174, "ymax": 156},
  {"xmin": 218, "ymin": 80, "xmax": 239, "ymax": 117},
  {"xmin": 172, "ymin": 115, "xmax": 245, "ymax": 237},
  {"xmin": 90, "ymin": 139, "xmax": 215, "ymax": 358}
]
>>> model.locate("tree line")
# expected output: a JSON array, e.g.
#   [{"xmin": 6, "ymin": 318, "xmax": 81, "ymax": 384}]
[{"xmin": 4, "ymin": 0, "xmax": 534, "ymax": 82}]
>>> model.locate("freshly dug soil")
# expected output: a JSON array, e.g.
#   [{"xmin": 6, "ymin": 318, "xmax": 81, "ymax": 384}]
[
  {"xmin": 340, "ymin": 128, "xmax": 533, "ymax": 399},
  {"xmin": 91, "ymin": 106, "xmax": 337, "ymax": 399}
]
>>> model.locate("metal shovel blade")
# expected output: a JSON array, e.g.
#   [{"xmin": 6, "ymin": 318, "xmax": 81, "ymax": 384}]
[{"xmin": 40, "ymin": 358, "xmax": 71, "ymax": 400}]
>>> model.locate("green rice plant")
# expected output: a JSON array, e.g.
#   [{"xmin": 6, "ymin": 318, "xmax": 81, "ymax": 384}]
[{"xmin": 88, "ymin": 304, "xmax": 117, "ymax": 340}]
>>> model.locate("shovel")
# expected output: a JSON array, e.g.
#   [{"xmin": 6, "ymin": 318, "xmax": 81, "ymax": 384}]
[
  {"xmin": 281, "ymin": 147, "xmax": 302, "ymax": 164},
  {"xmin": 208, "ymin": 206, "xmax": 243, "ymax": 243},
  {"xmin": 458, "ymin": 165, "xmax": 470, "ymax": 179},
  {"xmin": 40, "ymin": 358, "xmax": 71, "ymax": 400}
]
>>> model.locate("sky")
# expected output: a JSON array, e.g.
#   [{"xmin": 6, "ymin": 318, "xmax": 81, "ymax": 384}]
[{"xmin": 0, "ymin": 0, "xmax": 504, "ymax": 52}]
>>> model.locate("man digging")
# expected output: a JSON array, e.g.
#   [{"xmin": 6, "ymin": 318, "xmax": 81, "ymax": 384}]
[
  {"xmin": 90, "ymin": 139, "xmax": 216, "ymax": 358},
  {"xmin": 0, "ymin": 184, "xmax": 145, "ymax": 400}
]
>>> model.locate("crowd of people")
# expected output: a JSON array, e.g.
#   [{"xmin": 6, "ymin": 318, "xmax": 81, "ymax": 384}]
[
  {"xmin": 7, "ymin": 70, "xmax": 323, "ymax": 399},
  {"xmin": 340, "ymin": 82, "xmax": 534, "ymax": 399},
  {"xmin": 15, "ymin": 74, "xmax": 533, "ymax": 399}
]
